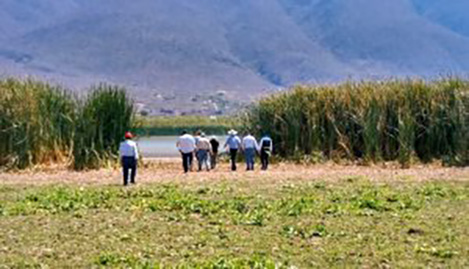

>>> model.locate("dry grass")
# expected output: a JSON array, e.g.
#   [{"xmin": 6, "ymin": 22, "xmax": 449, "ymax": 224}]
[{"xmin": 1, "ymin": 159, "xmax": 469, "ymax": 187}]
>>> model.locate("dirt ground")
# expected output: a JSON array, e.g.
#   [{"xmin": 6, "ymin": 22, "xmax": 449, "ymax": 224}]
[{"xmin": 1, "ymin": 158, "xmax": 469, "ymax": 186}]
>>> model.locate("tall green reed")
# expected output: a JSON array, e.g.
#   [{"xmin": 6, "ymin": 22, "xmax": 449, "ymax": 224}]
[
  {"xmin": 0, "ymin": 79, "xmax": 75, "ymax": 169},
  {"xmin": 73, "ymin": 84, "xmax": 135, "ymax": 170},
  {"xmin": 0, "ymin": 78, "xmax": 135, "ymax": 170},
  {"xmin": 247, "ymin": 78, "xmax": 469, "ymax": 166}
]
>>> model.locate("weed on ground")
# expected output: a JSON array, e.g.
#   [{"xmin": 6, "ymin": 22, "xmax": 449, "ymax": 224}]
[{"xmin": 1, "ymin": 178, "xmax": 468, "ymax": 267}]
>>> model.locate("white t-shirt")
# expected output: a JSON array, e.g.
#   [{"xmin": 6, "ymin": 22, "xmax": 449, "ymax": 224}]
[
  {"xmin": 119, "ymin": 140, "xmax": 139, "ymax": 159},
  {"xmin": 242, "ymin": 135, "xmax": 259, "ymax": 150},
  {"xmin": 177, "ymin": 134, "xmax": 196, "ymax": 154}
]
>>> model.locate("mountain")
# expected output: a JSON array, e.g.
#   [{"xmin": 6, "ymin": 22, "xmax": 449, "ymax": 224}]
[
  {"xmin": 412, "ymin": 0, "xmax": 469, "ymax": 38},
  {"xmin": 1, "ymin": 0, "xmax": 469, "ymax": 115},
  {"xmin": 280, "ymin": 0, "xmax": 469, "ymax": 75}
]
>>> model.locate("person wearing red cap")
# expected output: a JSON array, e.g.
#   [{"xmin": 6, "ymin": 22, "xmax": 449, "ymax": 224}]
[{"xmin": 119, "ymin": 131, "xmax": 139, "ymax": 185}]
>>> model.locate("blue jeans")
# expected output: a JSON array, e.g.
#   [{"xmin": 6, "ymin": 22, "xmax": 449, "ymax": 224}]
[
  {"xmin": 244, "ymin": 148, "xmax": 256, "ymax": 170},
  {"xmin": 196, "ymin": 149, "xmax": 210, "ymax": 171}
]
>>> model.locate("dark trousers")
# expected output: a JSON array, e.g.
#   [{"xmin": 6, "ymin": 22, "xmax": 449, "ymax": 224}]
[
  {"xmin": 122, "ymin": 156, "xmax": 137, "ymax": 185},
  {"xmin": 210, "ymin": 152, "xmax": 218, "ymax": 169},
  {"xmin": 182, "ymin": 152, "xmax": 193, "ymax": 173},
  {"xmin": 261, "ymin": 150, "xmax": 270, "ymax": 170},
  {"xmin": 230, "ymin": 149, "xmax": 238, "ymax": 171}
]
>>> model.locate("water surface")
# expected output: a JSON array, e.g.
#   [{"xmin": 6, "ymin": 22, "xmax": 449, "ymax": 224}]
[
  {"xmin": 137, "ymin": 135, "xmax": 226, "ymax": 158},
  {"xmin": 137, "ymin": 136, "xmax": 180, "ymax": 158}
]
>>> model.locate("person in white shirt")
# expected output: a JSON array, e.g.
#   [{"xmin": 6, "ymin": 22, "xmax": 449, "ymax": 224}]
[
  {"xmin": 242, "ymin": 131, "xmax": 259, "ymax": 171},
  {"xmin": 196, "ymin": 133, "xmax": 212, "ymax": 171},
  {"xmin": 177, "ymin": 130, "xmax": 196, "ymax": 173},
  {"xmin": 259, "ymin": 134, "xmax": 273, "ymax": 170},
  {"xmin": 119, "ymin": 132, "xmax": 139, "ymax": 186}
]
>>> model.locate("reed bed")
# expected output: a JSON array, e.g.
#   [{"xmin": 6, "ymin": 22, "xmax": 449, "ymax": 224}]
[
  {"xmin": 0, "ymin": 79, "xmax": 75, "ymax": 169},
  {"xmin": 73, "ymin": 85, "xmax": 135, "ymax": 170},
  {"xmin": 0, "ymin": 79, "xmax": 135, "ymax": 170},
  {"xmin": 246, "ymin": 78, "xmax": 469, "ymax": 166}
]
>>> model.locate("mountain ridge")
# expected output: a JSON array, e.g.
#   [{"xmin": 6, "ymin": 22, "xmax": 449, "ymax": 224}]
[{"xmin": 1, "ymin": 0, "xmax": 468, "ymax": 114}]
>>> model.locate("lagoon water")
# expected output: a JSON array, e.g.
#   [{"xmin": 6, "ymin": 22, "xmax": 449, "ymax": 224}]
[
  {"xmin": 137, "ymin": 135, "xmax": 227, "ymax": 158},
  {"xmin": 136, "ymin": 136, "xmax": 180, "ymax": 158}
]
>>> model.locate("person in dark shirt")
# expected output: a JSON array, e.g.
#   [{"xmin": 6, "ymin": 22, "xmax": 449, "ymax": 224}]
[
  {"xmin": 259, "ymin": 134, "xmax": 273, "ymax": 170},
  {"xmin": 209, "ymin": 136, "xmax": 220, "ymax": 169}
]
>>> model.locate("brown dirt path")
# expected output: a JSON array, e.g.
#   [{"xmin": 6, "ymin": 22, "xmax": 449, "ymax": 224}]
[{"xmin": 1, "ymin": 158, "xmax": 469, "ymax": 186}]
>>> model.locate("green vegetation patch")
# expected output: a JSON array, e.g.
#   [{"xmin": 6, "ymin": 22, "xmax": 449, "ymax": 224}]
[
  {"xmin": 1, "ymin": 180, "xmax": 468, "ymax": 267},
  {"xmin": 137, "ymin": 116, "xmax": 240, "ymax": 136}
]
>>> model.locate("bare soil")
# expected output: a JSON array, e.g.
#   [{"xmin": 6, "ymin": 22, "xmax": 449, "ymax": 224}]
[{"xmin": 1, "ymin": 158, "xmax": 469, "ymax": 186}]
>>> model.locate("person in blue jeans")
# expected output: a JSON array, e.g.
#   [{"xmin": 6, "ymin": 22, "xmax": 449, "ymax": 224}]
[
  {"xmin": 224, "ymin": 129, "xmax": 242, "ymax": 171},
  {"xmin": 196, "ymin": 133, "xmax": 212, "ymax": 171},
  {"xmin": 242, "ymin": 131, "xmax": 259, "ymax": 171}
]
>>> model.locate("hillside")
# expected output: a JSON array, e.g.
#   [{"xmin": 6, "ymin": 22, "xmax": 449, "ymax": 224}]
[
  {"xmin": 1, "ymin": 0, "xmax": 469, "ymax": 115},
  {"xmin": 412, "ymin": 0, "xmax": 469, "ymax": 38}
]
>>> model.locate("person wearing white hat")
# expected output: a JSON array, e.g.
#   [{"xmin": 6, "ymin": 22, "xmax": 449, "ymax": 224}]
[{"xmin": 224, "ymin": 129, "xmax": 241, "ymax": 171}]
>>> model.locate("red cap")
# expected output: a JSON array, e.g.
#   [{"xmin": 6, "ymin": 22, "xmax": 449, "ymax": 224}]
[{"xmin": 125, "ymin": 132, "xmax": 133, "ymax": 139}]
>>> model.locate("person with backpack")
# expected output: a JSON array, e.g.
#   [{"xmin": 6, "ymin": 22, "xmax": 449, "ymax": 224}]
[
  {"xmin": 259, "ymin": 134, "xmax": 273, "ymax": 170},
  {"xmin": 224, "ymin": 129, "xmax": 242, "ymax": 171},
  {"xmin": 119, "ymin": 132, "xmax": 139, "ymax": 186}
]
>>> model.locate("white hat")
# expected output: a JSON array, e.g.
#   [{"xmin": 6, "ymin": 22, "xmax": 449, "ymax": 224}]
[{"xmin": 228, "ymin": 129, "xmax": 238, "ymax": 135}]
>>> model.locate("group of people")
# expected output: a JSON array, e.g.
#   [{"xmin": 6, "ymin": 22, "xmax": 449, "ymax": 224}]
[
  {"xmin": 176, "ymin": 130, "xmax": 220, "ymax": 173},
  {"xmin": 221, "ymin": 129, "xmax": 273, "ymax": 172},
  {"xmin": 177, "ymin": 129, "xmax": 273, "ymax": 173},
  {"xmin": 119, "ymin": 130, "xmax": 273, "ymax": 185}
]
